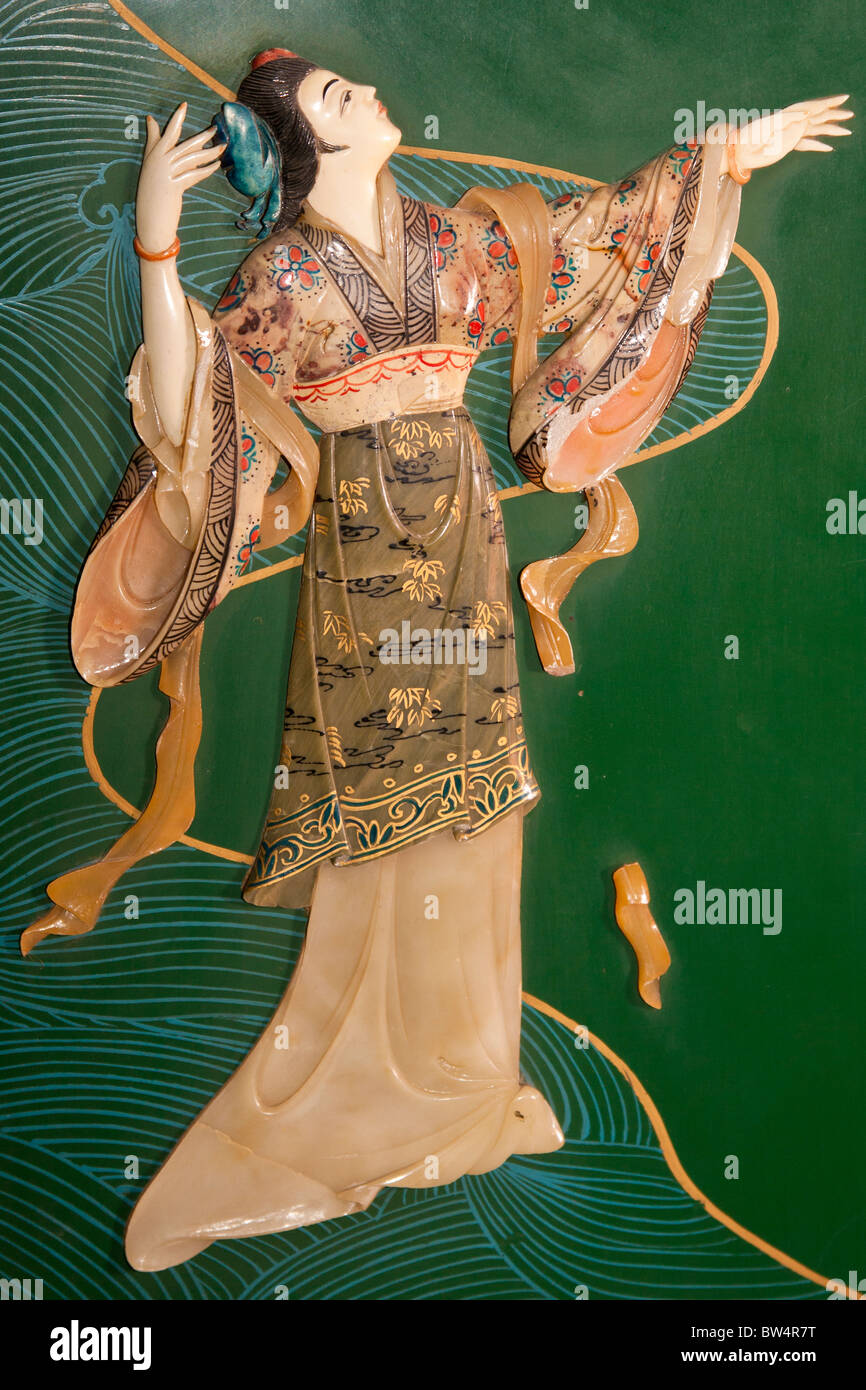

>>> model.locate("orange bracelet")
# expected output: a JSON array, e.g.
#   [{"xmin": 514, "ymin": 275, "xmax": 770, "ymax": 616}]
[
  {"xmin": 133, "ymin": 235, "xmax": 181, "ymax": 261},
  {"xmin": 726, "ymin": 132, "xmax": 751, "ymax": 185}
]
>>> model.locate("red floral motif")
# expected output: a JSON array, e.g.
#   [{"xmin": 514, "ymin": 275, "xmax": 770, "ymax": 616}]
[
  {"xmin": 545, "ymin": 251, "xmax": 577, "ymax": 307},
  {"xmin": 239, "ymin": 348, "xmax": 276, "ymax": 387},
  {"xmin": 635, "ymin": 240, "xmax": 662, "ymax": 294},
  {"xmin": 272, "ymin": 243, "xmax": 322, "ymax": 291},
  {"xmin": 346, "ymin": 329, "xmax": 370, "ymax": 365},
  {"xmin": 484, "ymin": 220, "xmax": 518, "ymax": 271},
  {"xmin": 467, "ymin": 298, "xmax": 486, "ymax": 346},
  {"xmin": 215, "ymin": 269, "xmax": 245, "ymax": 312},
  {"xmin": 545, "ymin": 373, "xmax": 582, "ymax": 401},
  {"xmin": 544, "ymin": 317, "xmax": 575, "ymax": 335},
  {"xmin": 670, "ymin": 143, "xmax": 697, "ymax": 177},
  {"xmin": 240, "ymin": 431, "xmax": 257, "ymax": 475},
  {"xmin": 490, "ymin": 326, "xmax": 510, "ymax": 347},
  {"xmin": 235, "ymin": 524, "xmax": 261, "ymax": 576},
  {"xmin": 429, "ymin": 211, "xmax": 458, "ymax": 270}
]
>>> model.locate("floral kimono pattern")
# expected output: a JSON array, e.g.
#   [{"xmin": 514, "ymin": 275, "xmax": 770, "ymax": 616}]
[
  {"xmin": 64, "ymin": 135, "xmax": 744, "ymax": 1272},
  {"xmin": 199, "ymin": 140, "xmax": 739, "ymax": 910},
  {"xmin": 71, "ymin": 139, "xmax": 740, "ymax": 912},
  {"xmin": 242, "ymin": 405, "xmax": 535, "ymax": 912}
]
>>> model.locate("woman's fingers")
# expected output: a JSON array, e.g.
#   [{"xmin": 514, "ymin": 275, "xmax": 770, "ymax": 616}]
[
  {"xmin": 794, "ymin": 138, "xmax": 834, "ymax": 152},
  {"xmin": 144, "ymin": 114, "xmax": 160, "ymax": 156},
  {"xmin": 170, "ymin": 143, "xmax": 227, "ymax": 172},
  {"xmin": 158, "ymin": 102, "xmax": 188, "ymax": 151},
  {"xmin": 170, "ymin": 161, "xmax": 225, "ymax": 184},
  {"xmin": 792, "ymin": 94, "xmax": 849, "ymax": 114},
  {"xmin": 175, "ymin": 161, "xmax": 225, "ymax": 189},
  {"xmin": 739, "ymin": 97, "xmax": 853, "ymax": 166},
  {"xmin": 805, "ymin": 123, "xmax": 852, "ymax": 137},
  {"xmin": 171, "ymin": 125, "xmax": 220, "ymax": 156},
  {"xmin": 780, "ymin": 96, "xmax": 850, "ymax": 128}
]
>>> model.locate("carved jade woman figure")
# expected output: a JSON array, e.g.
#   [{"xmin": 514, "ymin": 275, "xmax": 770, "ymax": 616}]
[{"xmin": 23, "ymin": 48, "xmax": 851, "ymax": 1271}]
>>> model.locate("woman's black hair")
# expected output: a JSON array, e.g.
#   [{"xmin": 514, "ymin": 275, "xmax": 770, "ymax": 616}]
[{"xmin": 236, "ymin": 55, "xmax": 346, "ymax": 231}]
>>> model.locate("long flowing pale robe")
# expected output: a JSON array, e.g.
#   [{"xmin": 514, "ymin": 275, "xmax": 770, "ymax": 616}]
[{"xmin": 72, "ymin": 139, "xmax": 740, "ymax": 1270}]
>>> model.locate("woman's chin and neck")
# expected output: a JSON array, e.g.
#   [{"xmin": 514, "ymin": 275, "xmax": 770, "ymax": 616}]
[{"xmin": 303, "ymin": 132, "xmax": 401, "ymax": 257}]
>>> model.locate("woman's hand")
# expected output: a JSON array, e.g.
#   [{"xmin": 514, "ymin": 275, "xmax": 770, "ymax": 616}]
[
  {"xmin": 134, "ymin": 103, "xmax": 226, "ymax": 517},
  {"xmin": 135, "ymin": 101, "xmax": 226, "ymax": 253},
  {"xmin": 724, "ymin": 95, "xmax": 853, "ymax": 177}
]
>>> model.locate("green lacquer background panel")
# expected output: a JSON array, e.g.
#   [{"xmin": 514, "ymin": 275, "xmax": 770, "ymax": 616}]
[{"xmin": 0, "ymin": 0, "xmax": 864, "ymax": 1299}]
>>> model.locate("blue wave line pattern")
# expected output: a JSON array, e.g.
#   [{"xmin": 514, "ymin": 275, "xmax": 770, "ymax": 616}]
[
  {"xmin": 0, "ymin": 1, "xmax": 797, "ymax": 1301},
  {"xmin": 0, "ymin": 1002, "xmax": 820, "ymax": 1300}
]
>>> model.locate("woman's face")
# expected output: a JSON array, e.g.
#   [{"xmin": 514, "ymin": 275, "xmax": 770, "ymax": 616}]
[{"xmin": 296, "ymin": 67, "xmax": 401, "ymax": 160}]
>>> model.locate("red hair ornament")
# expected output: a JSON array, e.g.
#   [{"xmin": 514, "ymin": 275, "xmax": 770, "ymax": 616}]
[{"xmin": 251, "ymin": 48, "xmax": 298, "ymax": 69}]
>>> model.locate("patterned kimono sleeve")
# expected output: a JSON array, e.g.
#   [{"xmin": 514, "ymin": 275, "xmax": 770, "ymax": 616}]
[
  {"xmin": 430, "ymin": 201, "xmax": 522, "ymax": 351},
  {"xmin": 508, "ymin": 139, "xmax": 742, "ymax": 489},
  {"xmin": 542, "ymin": 139, "xmax": 740, "ymax": 333},
  {"xmin": 70, "ymin": 242, "xmax": 317, "ymax": 687},
  {"xmin": 208, "ymin": 240, "xmax": 322, "ymax": 602}
]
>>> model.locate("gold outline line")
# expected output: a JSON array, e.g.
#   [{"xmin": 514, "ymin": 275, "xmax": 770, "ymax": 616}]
[
  {"xmin": 82, "ymin": 687, "xmax": 253, "ymax": 864},
  {"xmin": 82, "ymin": 689, "xmax": 850, "ymax": 1297},
  {"xmin": 496, "ymin": 244, "xmax": 779, "ymax": 500},
  {"xmin": 98, "ymin": 0, "xmax": 838, "ymax": 1299},
  {"xmin": 396, "ymin": 143, "xmax": 603, "ymax": 183},
  {"xmin": 105, "ymin": 0, "xmax": 601, "ymax": 183},
  {"xmin": 234, "ymin": 243, "xmax": 776, "ymax": 582},
  {"xmin": 234, "ymin": 552, "xmax": 302, "ymax": 586},
  {"xmin": 107, "ymin": 0, "xmax": 779, "ymax": 528},
  {"xmin": 523, "ymin": 992, "xmax": 860, "ymax": 1299},
  {"xmin": 621, "ymin": 242, "xmax": 779, "ymax": 466},
  {"xmin": 108, "ymin": 0, "xmax": 235, "ymax": 100}
]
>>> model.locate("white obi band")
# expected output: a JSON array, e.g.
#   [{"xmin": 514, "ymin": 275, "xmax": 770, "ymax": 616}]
[{"xmin": 292, "ymin": 343, "xmax": 478, "ymax": 432}]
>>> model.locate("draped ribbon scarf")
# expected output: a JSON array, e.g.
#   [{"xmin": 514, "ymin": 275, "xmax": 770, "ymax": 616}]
[
  {"xmin": 459, "ymin": 146, "xmax": 727, "ymax": 676},
  {"xmin": 20, "ymin": 300, "xmax": 319, "ymax": 954},
  {"xmin": 21, "ymin": 151, "xmax": 726, "ymax": 951}
]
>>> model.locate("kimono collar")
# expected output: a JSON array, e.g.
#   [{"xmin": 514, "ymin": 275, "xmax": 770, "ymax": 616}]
[{"xmin": 299, "ymin": 163, "xmax": 406, "ymax": 312}]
